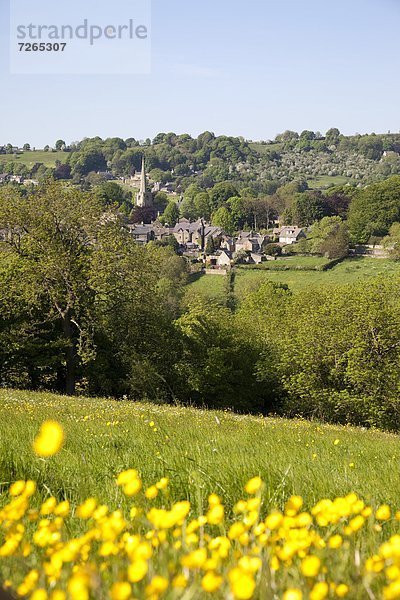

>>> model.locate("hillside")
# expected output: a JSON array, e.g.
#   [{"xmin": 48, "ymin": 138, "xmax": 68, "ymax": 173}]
[
  {"xmin": 1, "ymin": 389, "xmax": 399, "ymax": 509},
  {"xmin": 0, "ymin": 389, "xmax": 399, "ymax": 599},
  {"xmin": 2, "ymin": 129, "xmax": 400, "ymax": 190}
]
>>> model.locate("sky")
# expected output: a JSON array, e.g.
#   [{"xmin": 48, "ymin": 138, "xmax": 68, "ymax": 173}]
[{"xmin": 0, "ymin": 0, "xmax": 399, "ymax": 147}]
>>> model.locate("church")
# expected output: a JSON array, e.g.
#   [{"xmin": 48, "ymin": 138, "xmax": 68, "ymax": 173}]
[{"xmin": 135, "ymin": 158, "xmax": 153, "ymax": 208}]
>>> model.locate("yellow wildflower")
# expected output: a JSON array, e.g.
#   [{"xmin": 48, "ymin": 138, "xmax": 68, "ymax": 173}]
[
  {"xmin": 301, "ymin": 555, "xmax": 321, "ymax": 578},
  {"xmin": 33, "ymin": 421, "xmax": 64, "ymax": 457},
  {"xmin": 201, "ymin": 571, "xmax": 223, "ymax": 593}
]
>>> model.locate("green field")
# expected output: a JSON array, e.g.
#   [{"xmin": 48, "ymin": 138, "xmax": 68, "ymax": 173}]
[
  {"xmin": 306, "ymin": 176, "xmax": 350, "ymax": 189},
  {"xmin": 186, "ymin": 272, "xmax": 227, "ymax": 303},
  {"xmin": 241, "ymin": 256, "xmax": 331, "ymax": 270},
  {"xmin": 234, "ymin": 257, "xmax": 400, "ymax": 298},
  {"xmin": 249, "ymin": 142, "xmax": 283, "ymax": 154},
  {"xmin": 0, "ymin": 390, "xmax": 399, "ymax": 598},
  {"xmin": 0, "ymin": 389, "xmax": 399, "ymax": 512},
  {"xmin": 188, "ymin": 258, "xmax": 400, "ymax": 303},
  {"xmin": 2, "ymin": 150, "xmax": 68, "ymax": 168}
]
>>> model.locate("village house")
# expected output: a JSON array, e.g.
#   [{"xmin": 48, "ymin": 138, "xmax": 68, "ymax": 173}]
[
  {"xmin": 278, "ymin": 226, "xmax": 306, "ymax": 245},
  {"xmin": 235, "ymin": 231, "xmax": 269, "ymax": 253},
  {"xmin": 126, "ymin": 224, "xmax": 155, "ymax": 244},
  {"xmin": 172, "ymin": 218, "xmax": 223, "ymax": 249},
  {"xmin": 208, "ymin": 249, "xmax": 232, "ymax": 268}
]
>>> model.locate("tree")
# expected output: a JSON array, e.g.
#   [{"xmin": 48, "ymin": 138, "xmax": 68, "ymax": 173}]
[
  {"xmin": 275, "ymin": 131, "xmax": 299, "ymax": 143},
  {"xmin": 227, "ymin": 196, "xmax": 248, "ymax": 230},
  {"xmin": 300, "ymin": 130, "xmax": 316, "ymax": 141},
  {"xmin": 291, "ymin": 192, "xmax": 326, "ymax": 227},
  {"xmin": 23, "ymin": 143, "xmax": 31, "ymax": 151},
  {"xmin": 211, "ymin": 206, "xmax": 235, "ymax": 234},
  {"xmin": 309, "ymin": 216, "xmax": 349, "ymax": 258},
  {"xmin": 325, "ymin": 128, "xmax": 341, "ymax": 146},
  {"xmin": 94, "ymin": 181, "xmax": 127, "ymax": 207},
  {"xmin": 383, "ymin": 222, "xmax": 400, "ymax": 260},
  {"xmin": 161, "ymin": 201, "xmax": 180, "ymax": 226},
  {"xmin": 174, "ymin": 300, "xmax": 268, "ymax": 412},
  {"xmin": 209, "ymin": 182, "xmax": 238, "ymax": 210},
  {"xmin": 347, "ymin": 176, "xmax": 400, "ymax": 243},
  {"xmin": 53, "ymin": 163, "xmax": 72, "ymax": 180},
  {"xmin": 0, "ymin": 183, "xmax": 103, "ymax": 394},
  {"xmin": 153, "ymin": 192, "xmax": 169, "ymax": 214},
  {"xmin": 194, "ymin": 192, "xmax": 212, "ymax": 220},
  {"xmin": 55, "ymin": 140, "xmax": 66, "ymax": 151},
  {"xmin": 0, "ymin": 183, "xmax": 186, "ymax": 400}
]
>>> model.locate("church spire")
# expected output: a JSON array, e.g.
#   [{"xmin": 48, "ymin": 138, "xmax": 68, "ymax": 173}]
[
  {"xmin": 140, "ymin": 157, "xmax": 147, "ymax": 194},
  {"xmin": 135, "ymin": 156, "xmax": 153, "ymax": 208}
]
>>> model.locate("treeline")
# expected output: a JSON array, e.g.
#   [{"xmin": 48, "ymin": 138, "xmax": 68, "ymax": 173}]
[
  {"xmin": 3, "ymin": 128, "xmax": 400, "ymax": 190},
  {"xmin": 273, "ymin": 128, "xmax": 400, "ymax": 159},
  {"xmin": 0, "ymin": 133, "xmax": 257, "ymax": 190}
]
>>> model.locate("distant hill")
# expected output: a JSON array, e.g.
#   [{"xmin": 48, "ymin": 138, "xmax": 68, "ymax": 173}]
[{"xmin": 1, "ymin": 130, "xmax": 400, "ymax": 190}]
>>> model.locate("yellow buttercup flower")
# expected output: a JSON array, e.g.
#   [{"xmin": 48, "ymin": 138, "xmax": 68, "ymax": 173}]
[
  {"xmin": 376, "ymin": 505, "xmax": 391, "ymax": 521},
  {"xmin": 283, "ymin": 589, "xmax": 303, "ymax": 600},
  {"xmin": 76, "ymin": 498, "xmax": 97, "ymax": 519},
  {"xmin": 110, "ymin": 582, "xmax": 131, "ymax": 600},
  {"xmin": 145, "ymin": 485, "xmax": 158, "ymax": 499},
  {"xmin": 33, "ymin": 421, "xmax": 64, "ymax": 457},
  {"xmin": 127, "ymin": 560, "xmax": 148, "ymax": 582},
  {"xmin": 245, "ymin": 477, "xmax": 262, "ymax": 495},
  {"xmin": 207, "ymin": 503, "xmax": 224, "ymax": 525},
  {"xmin": 229, "ymin": 568, "xmax": 256, "ymax": 600},
  {"xmin": 201, "ymin": 571, "xmax": 223, "ymax": 593},
  {"xmin": 30, "ymin": 590, "xmax": 48, "ymax": 600},
  {"xmin": 336, "ymin": 584, "xmax": 349, "ymax": 597},
  {"xmin": 310, "ymin": 582, "xmax": 329, "ymax": 600},
  {"xmin": 301, "ymin": 555, "xmax": 321, "ymax": 578}
]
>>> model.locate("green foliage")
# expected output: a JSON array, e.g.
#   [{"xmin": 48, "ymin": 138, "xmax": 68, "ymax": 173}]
[
  {"xmin": 0, "ymin": 183, "xmax": 186, "ymax": 400},
  {"xmin": 291, "ymin": 191, "xmax": 326, "ymax": 227},
  {"xmin": 174, "ymin": 300, "xmax": 268, "ymax": 412},
  {"xmin": 347, "ymin": 176, "xmax": 400, "ymax": 243},
  {"xmin": 211, "ymin": 206, "xmax": 235, "ymax": 234},
  {"xmin": 308, "ymin": 216, "xmax": 349, "ymax": 258},
  {"xmin": 238, "ymin": 277, "xmax": 400, "ymax": 431},
  {"xmin": 94, "ymin": 181, "xmax": 131, "ymax": 208},
  {"xmin": 161, "ymin": 201, "xmax": 180, "ymax": 226},
  {"xmin": 209, "ymin": 182, "xmax": 239, "ymax": 210},
  {"xmin": 383, "ymin": 222, "xmax": 400, "ymax": 260}
]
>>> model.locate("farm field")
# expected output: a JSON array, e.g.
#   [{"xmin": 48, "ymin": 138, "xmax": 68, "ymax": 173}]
[
  {"xmin": 243, "ymin": 256, "xmax": 331, "ymax": 270},
  {"xmin": 186, "ymin": 272, "xmax": 227, "ymax": 303},
  {"xmin": 188, "ymin": 258, "xmax": 400, "ymax": 303},
  {"xmin": 2, "ymin": 150, "xmax": 68, "ymax": 168},
  {"xmin": 249, "ymin": 142, "xmax": 283, "ymax": 154},
  {"xmin": 0, "ymin": 389, "xmax": 399, "ymax": 598},
  {"xmin": 234, "ymin": 257, "xmax": 400, "ymax": 298},
  {"xmin": 306, "ymin": 175, "xmax": 350, "ymax": 189}
]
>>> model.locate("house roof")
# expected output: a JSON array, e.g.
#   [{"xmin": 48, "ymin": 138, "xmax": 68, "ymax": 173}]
[
  {"xmin": 279, "ymin": 226, "xmax": 304, "ymax": 238},
  {"xmin": 204, "ymin": 226, "xmax": 222, "ymax": 237},
  {"xmin": 216, "ymin": 249, "xmax": 232, "ymax": 257},
  {"xmin": 129, "ymin": 225, "xmax": 153, "ymax": 235}
]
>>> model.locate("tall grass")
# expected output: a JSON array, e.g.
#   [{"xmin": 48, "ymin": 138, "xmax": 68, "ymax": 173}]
[{"xmin": 0, "ymin": 390, "xmax": 399, "ymax": 513}]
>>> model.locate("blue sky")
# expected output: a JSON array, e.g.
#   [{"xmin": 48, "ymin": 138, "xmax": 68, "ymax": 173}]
[{"xmin": 0, "ymin": 0, "xmax": 399, "ymax": 147}]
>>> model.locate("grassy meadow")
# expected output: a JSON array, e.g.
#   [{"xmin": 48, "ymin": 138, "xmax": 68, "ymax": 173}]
[
  {"xmin": 2, "ymin": 389, "xmax": 400, "ymax": 509},
  {"xmin": 0, "ymin": 390, "xmax": 400, "ymax": 598},
  {"xmin": 189, "ymin": 258, "xmax": 400, "ymax": 303},
  {"xmin": 306, "ymin": 176, "xmax": 350, "ymax": 189},
  {"xmin": 5, "ymin": 151, "xmax": 68, "ymax": 168}
]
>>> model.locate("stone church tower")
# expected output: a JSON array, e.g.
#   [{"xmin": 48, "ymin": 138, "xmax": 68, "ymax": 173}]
[{"xmin": 135, "ymin": 158, "xmax": 153, "ymax": 208}]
